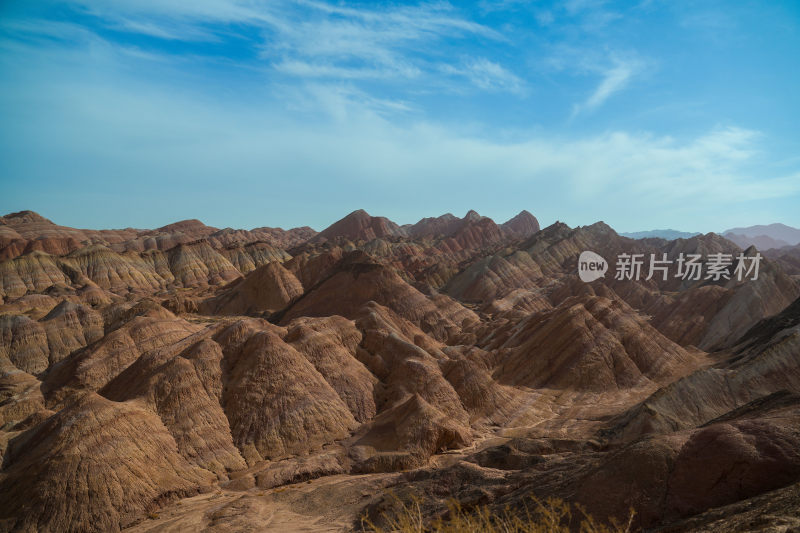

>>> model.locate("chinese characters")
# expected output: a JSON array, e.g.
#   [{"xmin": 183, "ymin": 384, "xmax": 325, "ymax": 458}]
[{"xmin": 614, "ymin": 253, "xmax": 761, "ymax": 281}]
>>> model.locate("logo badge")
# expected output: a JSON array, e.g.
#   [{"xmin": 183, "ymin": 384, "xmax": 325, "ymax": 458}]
[{"xmin": 578, "ymin": 251, "xmax": 608, "ymax": 282}]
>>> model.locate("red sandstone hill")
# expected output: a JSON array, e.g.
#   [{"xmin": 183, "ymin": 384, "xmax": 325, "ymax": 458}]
[
  {"xmin": 313, "ymin": 209, "xmax": 406, "ymax": 243},
  {"xmin": 405, "ymin": 212, "xmax": 463, "ymax": 238},
  {"xmin": 501, "ymin": 209, "xmax": 540, "ymax": 237}
]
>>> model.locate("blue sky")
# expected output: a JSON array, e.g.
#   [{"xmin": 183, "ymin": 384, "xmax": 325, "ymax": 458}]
[{"xmin": 1, "ymin": 0, "xmax": 799, "ymax": 232}]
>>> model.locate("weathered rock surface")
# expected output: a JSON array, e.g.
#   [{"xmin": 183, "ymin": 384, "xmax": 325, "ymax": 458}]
[
  {"xmin": 203, "ymin": 262, "xmax": 303, "ymax": 316},
  {"xmin": 568, "ymin": 399, "xmax": 800, "ymax": 528},
  {"xmin": 604, "ymin": 295, "xmax": 800, "ymax": 441},
  {"xmin": 314, "ymin": 209, "xmax": 406, "ymax": 243},
  {"xmin": 0, "ymin": 392, "xmax": 214, "ymax": 533},
  {"xmin": 101, "ymin": 335, "xmax": 248, "ymax": 476},
  {"xmin": 280, "ymin": 252, "xmax": 479, "ymax": 343},
  {"xmin": 445, "ymin": 250, "xmax": 543, "ymax": 302},
  {"xmin": 493, "ymin": 295, "xmax": 697, "ymax": 391},
  {"xmin": 216, "ymin": 321, "xmax": 358, "ymax": 464},
  {"xmin": 0, "ymin": 357, "xmax": 45, "ymax": 429},
  {"xmin": 501, "ymin": 210, "xmax": 540, "ymax": 237},
  {"xmin": 284, "ymin": 316, "xmax": 377, "ymax": 423}
]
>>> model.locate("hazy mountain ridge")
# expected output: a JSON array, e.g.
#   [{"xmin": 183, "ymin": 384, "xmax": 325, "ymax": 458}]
[
  {"xmin": 620, "ymin": 223, "xmax": 800, "ymax": 251},
  {"xmin": 723, "ymin": 223, "xmax": 800, "ymax": 249},
  {"xmin": 620, "ymin": 229, "xmax": 701, "ymax": 240}
]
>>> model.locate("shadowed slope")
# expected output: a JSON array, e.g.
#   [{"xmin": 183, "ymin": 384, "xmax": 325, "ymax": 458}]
[{"xmin": 604, "ymin": 296, "xmax": 800, "ymax": 442}]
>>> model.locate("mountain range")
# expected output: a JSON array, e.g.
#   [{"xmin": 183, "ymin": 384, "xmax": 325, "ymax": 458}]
[
  {"xmin": 619, "ymin": 229, "xmax": 701, "ymax": 240},
  {"xmin": 724, "ymin": 223, "xmax": 800, "ymax": 246},
  {"xmin": 621, "ymin": 223, "xmax": 800, "ymax": 251},
  {"xmin": 1, "ymin": 208, "xmax": 799, "ymax": 532}
]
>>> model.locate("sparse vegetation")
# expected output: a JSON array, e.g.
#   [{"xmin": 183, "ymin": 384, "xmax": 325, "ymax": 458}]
[{"xmin": 361, "ymin": 494, "xmax": 635, "ymax": 533}]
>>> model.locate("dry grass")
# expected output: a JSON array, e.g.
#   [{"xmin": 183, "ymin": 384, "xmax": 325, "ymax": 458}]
[{"xmin": 361, "ymin": 494, "xmax": 635, "ymax": 533}]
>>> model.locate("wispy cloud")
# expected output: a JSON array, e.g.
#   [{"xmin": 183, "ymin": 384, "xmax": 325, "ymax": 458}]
[
  {"xmin": 572, "ymin": 55, "xmax": 644, "ymax": 116},
  {"xmin": 109, "ymin": 19, "xmax": 219, "ymax": 42},
  {"xmin": 583, "ymin": 59, "xmax": 635, "ymax": 108},
  {"xmin": 282, "ymin": 83, "xmax": 414, "ymax": 121},
  {"xmin": 261, "ymin": 2, "xmax": 504, "ymax": 84},
  {"xmin": 441, "ymin": 58, "xmax": 525, "ymax": 94},
  {"xmin": 273, "ymin": 60, "xmax": 421, "ymax": 81},
  {"xmin": 59, "ymin": 0, "xmax": 506, "ymax": 86}
]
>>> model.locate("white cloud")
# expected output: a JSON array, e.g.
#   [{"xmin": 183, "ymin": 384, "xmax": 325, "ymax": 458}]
[
  {"xmin": 542, "ymin": 44, "xmax": 648, "ymax": 117},
  {"xmin": 571, "ymin": 56, "xmax": 644, "ymax": 116},
  {"xmin": 282, "ymin": 83, "xmax": 414, "ymax": 121},
  {"xmin": 59, "ymin": 0, "xmax": 505, "ymax": 85},
  {"xmin": 585, "ymin": 61, "xmax": 635, "ymax": 107},
  {"xmin": 273, "ymin": 60, "xmax": 421, "ymax": 81},
  {"xmin": 441, "ymin": 58, "xmax": 525, "ymax": 94},
  {"xmin": 110, "ymin": 19, "xmax": 218, "ymax": 41}
]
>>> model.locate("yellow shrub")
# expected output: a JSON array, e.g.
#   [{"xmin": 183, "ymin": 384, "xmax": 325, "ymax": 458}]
[{"xmin": 361, "ymin": 493, "xmax": 635, "ymax": 533}]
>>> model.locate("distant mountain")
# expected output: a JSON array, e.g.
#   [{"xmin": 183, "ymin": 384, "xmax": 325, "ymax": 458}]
[
  {"xmin": 765, "ymin": 243, "xmax": 800, "ymax": 276},
  {"xmin": 724, "ymin": 223, "xmax": 800, "ymax": 246},
  {"xmin": 620, "ymin": 229, "xmax": 701, "ymax": 240},
  {"xmin": 315, "ymin": 209, "xmax": 540, "ymax": 245},
  {"xmin": 500, "ymin": 210, "xmax": 540, "ymax": 237},
  {"xmin": 312, "ymin": 209, "xmax": 406, "ymax": 242},
  {"xmin": 724, "ymin": 233, "xmax": 790, "ymax": 251}
]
